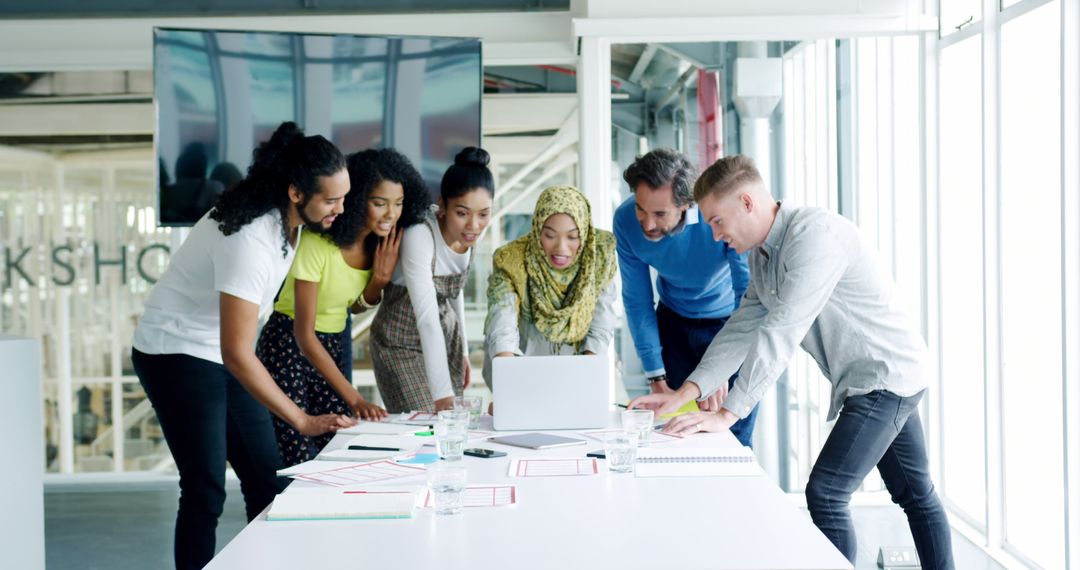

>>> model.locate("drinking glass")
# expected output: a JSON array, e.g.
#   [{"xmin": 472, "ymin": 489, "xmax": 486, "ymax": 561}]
[
  {"xmin": 604, "ymin": 431, "xmax": 638, "ymax": 473},
  {"xmin": 436, "ymin": 410, "xmax": 469, "ymax": 461},
  {"xmin": 428, "ymin": 463, "xmax": 467, "ymax": 515},
  {"xmin": 453, "ymin": 395, "xmax": 483, "ymax": 430},
  {"xmin": 621, "ymin": 409, "xmax": 655, "ymax": 447}
]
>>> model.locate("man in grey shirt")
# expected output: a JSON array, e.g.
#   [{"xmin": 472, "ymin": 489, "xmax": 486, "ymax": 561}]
[{"xmin": 630, "ymin": 155, "xmax": 954, "ymax": 568}]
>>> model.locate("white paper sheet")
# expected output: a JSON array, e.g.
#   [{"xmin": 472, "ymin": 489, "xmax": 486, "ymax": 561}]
[
  {"xmin": 507, "ymin": 457, "xmax": 598, "ymax": 477},
  {"xmin": 423, "ymin": 484, "xmax": 517, "ymax": 508},
  {"xmin": 294, "ymin": 460, "xmax": 429, "ymax": 487}
]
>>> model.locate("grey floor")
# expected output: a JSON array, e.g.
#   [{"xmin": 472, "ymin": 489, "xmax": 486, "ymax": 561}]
[{"xmin": 45, "ymin": 483, "xmax": 1006, "ymax": 570}]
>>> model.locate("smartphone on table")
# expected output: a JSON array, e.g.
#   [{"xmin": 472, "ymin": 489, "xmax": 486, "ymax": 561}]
[{"xmin": 463, "ymin": 448, "xmax": 507, "ymax": 458}]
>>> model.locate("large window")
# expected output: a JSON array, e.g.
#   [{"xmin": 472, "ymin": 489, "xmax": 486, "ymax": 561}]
[
  {"xmin": 853, "ymin": 36, "xmax": 922, "ymax": 324},
  {"xmin": 935, "ymin": 0, "xmax": 1075, "ymax": 567},
  {"xmin": 999, "ymin": 2, "xmax": 1064, "ymax": 566},
  {"xmin": 938, "ymin": 34, "xmax": 986, "ymax": 528}
]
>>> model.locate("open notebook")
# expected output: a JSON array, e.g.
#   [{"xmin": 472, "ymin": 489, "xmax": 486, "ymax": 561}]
[
  {"xmin": 315, "ymin": 434, "xmax": 427, "ymax": 462},
  {"xmin": 634, "ymin": 447, "xmax": 762, "ymax": 477},
  {"xmin": 267, "ymin": 488, "xmax": 418, "ymax": 521}
]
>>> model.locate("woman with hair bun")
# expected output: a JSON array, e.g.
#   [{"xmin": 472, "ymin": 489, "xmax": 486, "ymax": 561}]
[
  {"xmin": 256, "ymin": 148, "xmax": 433, "ymax": 466},
  {"xmin": 370, "ymin": 146, "xmax": 495, "ymax": 413},
  {"xmin": 132, "ymin": 122, "xmax": 356, "ymax": 570}
]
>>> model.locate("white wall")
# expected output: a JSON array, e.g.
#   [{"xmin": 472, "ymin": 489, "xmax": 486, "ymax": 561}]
[
  {"xmin": 0, "ymin": 11, "xmax": 577, "ymax": 72},
  {"xmin": 0, "ymin": 336, "xmax": 44, "ymax": 569}
]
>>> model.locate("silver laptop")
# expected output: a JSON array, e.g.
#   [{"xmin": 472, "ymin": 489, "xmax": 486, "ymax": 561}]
[{"xmin": 492, "ymin": 354, "xmax": 610, "ymax": 431}]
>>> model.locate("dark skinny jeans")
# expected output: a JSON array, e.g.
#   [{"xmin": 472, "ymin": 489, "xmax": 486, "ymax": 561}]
[{"xmin": 133, "ymin": 349, "xmax": 286, "ymax": 570}]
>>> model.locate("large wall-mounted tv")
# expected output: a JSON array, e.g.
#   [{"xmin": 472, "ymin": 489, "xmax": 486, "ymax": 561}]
[{"xmin": 154, "ymin": 27, "xmax": 482, "ymax": 226}]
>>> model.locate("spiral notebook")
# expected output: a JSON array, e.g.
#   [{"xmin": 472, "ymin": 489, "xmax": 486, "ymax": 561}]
[{"xmin": 634, "ymin": 447, "xmax": 762, "ymax": 477}]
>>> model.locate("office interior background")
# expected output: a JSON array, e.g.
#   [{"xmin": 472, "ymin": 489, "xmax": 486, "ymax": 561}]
[{"xmin": 0, "ymin": 0, "xmax": 1076, "ymax": 568}]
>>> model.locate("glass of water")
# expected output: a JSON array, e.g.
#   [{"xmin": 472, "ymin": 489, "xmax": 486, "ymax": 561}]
[
  {"xmin": 604, "ymin": 431, "xmax": 638, "ymax": 473},
  {"xmin": 428, "ymin": 463, "xmax": 467, "ymax": 515},
  {"xmin": 436, "ymin": 410, "xmax": 469, "ymax": 461},
  {"xmin": 438, "ymin": 409, "xmax": 470, "ymax": 426},
  {"xmin": 621, "ymin": 409, "xmax": 655, "ymax": 447},
  {"xmin": 453, "ymin": 395, "xmax": 484, "ymax": 430}
]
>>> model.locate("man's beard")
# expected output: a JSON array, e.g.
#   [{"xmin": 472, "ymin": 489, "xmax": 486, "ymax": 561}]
[
  {"xmin": 297, "ymin": 195, "xmax": 330, "ymax": 233},
  {"xmin": 643, "ymin": 224, "xmax": 673, "ymax": 241},
  {"xmin": 643, "ymin": 210, "xmax": 686, "ymax": 240}
]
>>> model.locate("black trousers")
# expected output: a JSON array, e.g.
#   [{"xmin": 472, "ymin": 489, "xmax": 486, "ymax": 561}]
[{"xmin": 132, "ymin": 349, "xmax": 286, "ymax": 570}]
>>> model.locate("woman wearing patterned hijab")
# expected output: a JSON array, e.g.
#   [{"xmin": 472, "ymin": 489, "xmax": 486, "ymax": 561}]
[{"xmin": 482, "ymin": 185, "xmax": 619, "ymax": 389}]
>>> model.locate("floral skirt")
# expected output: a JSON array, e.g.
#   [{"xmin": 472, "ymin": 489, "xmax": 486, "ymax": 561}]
[{"xmin": 255, "ymin": 311, "xmax": 350, "ymax": 467}]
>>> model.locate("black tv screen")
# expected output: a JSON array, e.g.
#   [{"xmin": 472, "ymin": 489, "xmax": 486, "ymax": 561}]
[{"xmin": 154, "ymin": 27, "xmax": 482, "ymax": 226}]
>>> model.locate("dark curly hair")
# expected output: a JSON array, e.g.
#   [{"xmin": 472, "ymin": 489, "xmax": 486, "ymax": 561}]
[
  {"xmin": 209, "ymin": 121, "xmax": 346, "ymax": 256},
  {"xmin": 622, "ymin": 148, "xmax": 696, "ymax": 208},
  {"xmin": 440, "ymin": 146, "xmax": 494, "ymax": 201},
  {"xmin": 324, "ymin": 148, "xmax": 432, "ymax": 252}
]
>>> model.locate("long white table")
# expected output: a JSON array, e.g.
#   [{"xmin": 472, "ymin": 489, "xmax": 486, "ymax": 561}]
[{"xmin": 207, "ymin": 413, "xmax": 851, "ymax": 570}]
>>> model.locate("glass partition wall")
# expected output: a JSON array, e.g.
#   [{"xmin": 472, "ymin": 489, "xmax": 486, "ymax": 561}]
[{"xmin": 0, "ymin": 149, "xmax": 170, "ymax": 474}]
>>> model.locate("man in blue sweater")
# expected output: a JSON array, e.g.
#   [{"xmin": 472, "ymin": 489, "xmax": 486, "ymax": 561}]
[{"xmin": 614, "ymin": 149, "xmax": 758, "ymax": 446}]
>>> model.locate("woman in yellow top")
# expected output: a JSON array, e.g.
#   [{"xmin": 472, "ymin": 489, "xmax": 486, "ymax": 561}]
[
  {"xmin": 482, "ymin": 185, "xmax": 619, "ymax": 390},
  {"xmin": 256, "ymin": 148, "xmax": 431, "ymax": 466}
]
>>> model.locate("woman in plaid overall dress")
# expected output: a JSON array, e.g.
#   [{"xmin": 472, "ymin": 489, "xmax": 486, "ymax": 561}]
[{"xmin": 370, "ymin": 147, "xmax": 495, "ymax": 413}]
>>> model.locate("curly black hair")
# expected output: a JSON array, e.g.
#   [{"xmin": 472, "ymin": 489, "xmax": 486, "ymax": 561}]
[
  {"xmin": 209, "ymin": 121, "xmax": 346, "ymax": 256},
  {"xmin": 324, "ymin": 148, "xmax": 432, "ymax": 251}
]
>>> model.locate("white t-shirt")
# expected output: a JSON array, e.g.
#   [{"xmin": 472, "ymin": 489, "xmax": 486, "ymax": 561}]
[
  {"xmin": 390, "ymin": 221, "xmax": 470, "ymax": 401},
  {"xmin": 133, "ymin": 210, "xmax": 299, "ymax": 364}
]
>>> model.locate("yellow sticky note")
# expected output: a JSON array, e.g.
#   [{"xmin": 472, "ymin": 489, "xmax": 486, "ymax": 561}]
[{"xmin": 660, "ymin": 399, "xmax": 700, "ymax": 419}]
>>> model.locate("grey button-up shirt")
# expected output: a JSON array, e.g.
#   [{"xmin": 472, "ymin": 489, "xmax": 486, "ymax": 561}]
[{"xmin": 688, "ymin": 202, "xmax": 928, "ymax": 421}]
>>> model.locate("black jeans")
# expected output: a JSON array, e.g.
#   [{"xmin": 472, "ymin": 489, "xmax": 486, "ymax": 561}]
[
  {"xmin": 338, "ymin": 311, "xmax": 353, "ymax": 382},
  {"xmin": 656, "ymin": 302, "xmax": 759, "ymax": 447},
  {"xmin": 132, "ymin": 349, "xmax": 286, "ymax": 570},
  {"xmin": 805, "ymin": 389, "xmax": 954, "ymax": 568}
]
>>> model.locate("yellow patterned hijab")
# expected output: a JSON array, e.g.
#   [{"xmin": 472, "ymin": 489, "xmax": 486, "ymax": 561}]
[{"xmin": 487, "ymin": 186, "xmax": 617, "ymax": 346}]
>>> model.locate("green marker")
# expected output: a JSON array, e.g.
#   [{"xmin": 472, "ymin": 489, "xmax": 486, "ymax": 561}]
[{"xmin": 414, "ymin": 430, "xmax": 434, "ymax": 436}]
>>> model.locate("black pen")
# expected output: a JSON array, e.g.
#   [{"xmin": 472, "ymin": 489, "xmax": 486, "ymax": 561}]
[
  {"xmin": 615, "ymin": 403, "xmax": 629, "ymax": 409},
  {"xmin": 348, "ymin": 445, "xmax": 401, "ymax": 451}
]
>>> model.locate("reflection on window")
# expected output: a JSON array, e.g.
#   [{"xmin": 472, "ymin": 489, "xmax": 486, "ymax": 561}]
[
  {"xmin": 155, "ymin": 29, "xmax": 481, "ymax": 226},
  {"xmin": 999, "ymin": 2, "xmax": 1064, "ymax": 567},
  {"xmin": 938, "ymin": 33, "xmax": 986, "ymax": 527},
  {"xmin": 418, "ymin": 47, "xmax": 483, "ymax": 181},
  {"xmin": 245, "ymin": 58, "xmax": 295, "ymax": 125},
  {"xmin": 940, "ymin": 0, "xmax": 981, "ymax": 36}
]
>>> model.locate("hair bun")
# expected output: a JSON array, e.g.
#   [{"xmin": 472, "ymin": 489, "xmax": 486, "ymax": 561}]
[
  {"xmin": 268, "ymin": 121, "xmax": 303, "ymax": 148},
  {"xmin": 247, "ymin": 121, "xmax": 305, "ymax": 181},
  {"xmin": 454, "ymin": 146, "xmax": 490, "ymax": 168}
]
